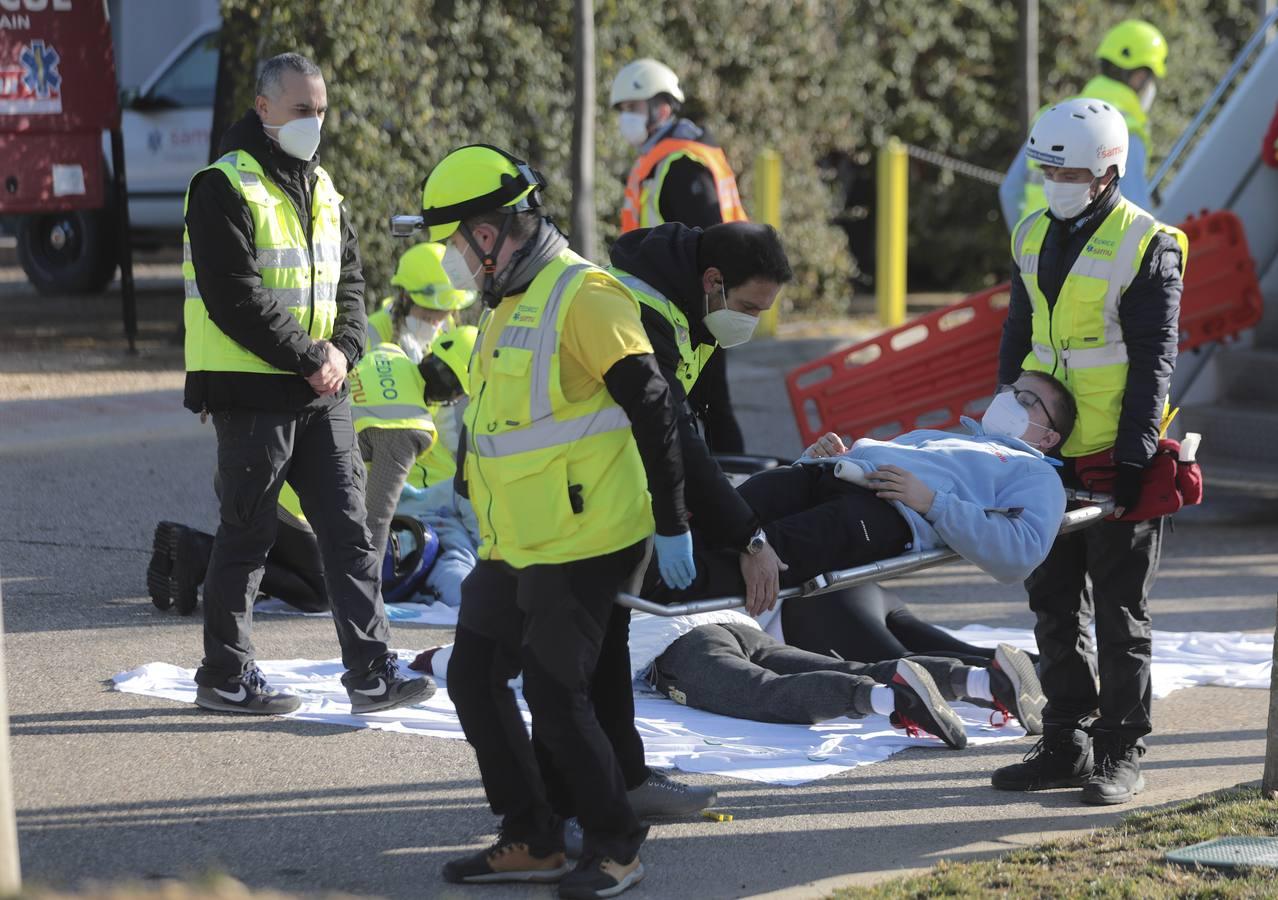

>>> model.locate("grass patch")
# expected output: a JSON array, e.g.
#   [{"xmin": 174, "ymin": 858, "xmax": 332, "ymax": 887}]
[{"xmin": 837, "ymin": 786, "xmax": 1278, "ymax": 899}]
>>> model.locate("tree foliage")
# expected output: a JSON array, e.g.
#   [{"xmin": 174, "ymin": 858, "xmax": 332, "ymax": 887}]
[{"xmin": 218, "ymin": 0, "xmax": 1259, "ymax": 315}]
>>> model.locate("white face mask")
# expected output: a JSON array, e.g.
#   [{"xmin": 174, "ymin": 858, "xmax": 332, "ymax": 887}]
[
  {"xmin": 1042, "ymin": 178, "xmax": 1095, "ymax": 220},
  {"xmin": 1138, "ymin": 80, "xmax": 1157, "ymax": 112},
  {"xmin": 618, "ymin": 111, "xmax": 650, "ymax": 148},
  {"xmin": 398, "ymin": 332, "xmax": 425, "ymax": 365},
  {"xmin": 264, "ymin": 115, "xmax": 322, "ymax": 161},
  {"xmin": 981, "ymin": 391, "xmax": 1031, "ymax": 441},
  {"xmin": 442, "ymin": 244, "xmax": 482, "ymax": 294},
  {"xmin": 404, "ymin": 315, "xmax": 444, "ymax": 346},
  {"xmin": 703, "ymin": 283, "xmax": 758, "ymax": 348}
]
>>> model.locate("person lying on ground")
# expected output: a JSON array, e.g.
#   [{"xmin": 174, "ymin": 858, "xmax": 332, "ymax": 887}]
[
  {"xmin": 410, "ymin": 608, "xmax": 1044, "ymax": 749},
  {"xmin": 643, "ymin": 370, "xmax": 1075, "ymax": 618}
]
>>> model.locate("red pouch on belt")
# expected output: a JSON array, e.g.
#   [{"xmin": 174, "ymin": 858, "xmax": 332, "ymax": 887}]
[{"xmin": 1074, "ymin": 439, "xmax": 1204, "ymax": 521}]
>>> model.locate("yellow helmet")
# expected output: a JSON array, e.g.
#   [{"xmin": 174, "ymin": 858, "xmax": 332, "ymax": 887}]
[
  {"xmin": 1097, "ymin": 20, "xmax": 1168, "ymax": 79},
  {"xmin": 390, "ymin": 242, "xmax": 476, "ymax": 311},
  {"xmin": 419, "ymin": 144, "xmax": 544, "ymax": 242},
  {"xmin": 428, "ymin": 324, "xmax": 478, "ymax": 397}
]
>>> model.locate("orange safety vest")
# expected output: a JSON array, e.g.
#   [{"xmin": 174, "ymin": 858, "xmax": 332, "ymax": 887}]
[{"xmin": 620, "ymin": 139, "xmax": 748, "ymax": 233}]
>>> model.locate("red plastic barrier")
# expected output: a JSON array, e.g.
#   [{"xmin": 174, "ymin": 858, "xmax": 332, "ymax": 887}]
[{"xmin": 787, "ymin": 210, "xmax": 1263, "ymax": 446}]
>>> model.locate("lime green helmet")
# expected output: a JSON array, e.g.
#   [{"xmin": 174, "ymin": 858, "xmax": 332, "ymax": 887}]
[
  {"xmin": 390, "ymin": 242, "xmax": 476, "ymax": 311},
  {"xmin": 419, "ymin": 144, "xmax": 545, "ymax": 243},
  {"xmin": 423, "ymin": 324, "xmax": 478, "ymax": 401},
  {"xmin": 1097, "ymin": 20, "xmax": 1168, "ymax": 79}
]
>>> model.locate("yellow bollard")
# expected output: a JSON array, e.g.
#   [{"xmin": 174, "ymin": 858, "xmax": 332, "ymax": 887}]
[
  {"xmin": 754, "ymin": 148, "xmax": 782, "ymax": 337},
  {"xmin": 875, "ymin": 137, "xmax": 908, "ymax": 327}
]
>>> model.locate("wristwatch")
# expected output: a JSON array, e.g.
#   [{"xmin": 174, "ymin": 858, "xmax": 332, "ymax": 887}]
[{"xmin": 745, "ymin": 528, "xmax": 768, "ymax": 555}]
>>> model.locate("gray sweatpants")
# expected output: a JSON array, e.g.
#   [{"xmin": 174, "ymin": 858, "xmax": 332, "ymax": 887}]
[{"xmin": 651, "ymin": 622, "xmax": 967, "ymax": 724}]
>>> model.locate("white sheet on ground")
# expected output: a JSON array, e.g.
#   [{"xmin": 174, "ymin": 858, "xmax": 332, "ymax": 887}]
[
  {"xmin": 112, "ymin": 654, "xmax": 1022, "ymax": 786},
  {"xmin": 112, "ymin": 627, "xmax": 1273, "ymax": 786},
  {"xmin": 943, "ymin": 626, "xmax": 1274, "ymax": 698}
]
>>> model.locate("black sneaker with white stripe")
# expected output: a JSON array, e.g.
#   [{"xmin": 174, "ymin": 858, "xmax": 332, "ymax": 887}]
[
  {"xmin": 195, "ymin": 666, "xmax": 301, "ymax": 715},
  {"xmin": 343, "ymin": 653, "xmax": 436, "ymax": 714}
]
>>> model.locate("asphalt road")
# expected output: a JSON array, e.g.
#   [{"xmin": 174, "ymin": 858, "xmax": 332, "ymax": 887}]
[{"xmin": 3, "ymin": 305, "xmax": 1277, "ymax": 898}]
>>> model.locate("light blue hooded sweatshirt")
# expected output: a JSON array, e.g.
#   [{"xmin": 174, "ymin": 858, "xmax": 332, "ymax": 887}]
[{"xmin": 798, "ymin": 418, "xmax": 1066, "ymax": 584}]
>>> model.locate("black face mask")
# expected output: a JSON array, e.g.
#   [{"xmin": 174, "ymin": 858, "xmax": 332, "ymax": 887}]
[{"xmin": 419, "ymin": 354, "xmax": 464, "ymax": 405}]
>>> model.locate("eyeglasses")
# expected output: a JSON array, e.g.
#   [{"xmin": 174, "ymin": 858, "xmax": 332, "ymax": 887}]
[{"xmin": 997, "ymin": 384, "xmax": 1058, "ymax": 433}]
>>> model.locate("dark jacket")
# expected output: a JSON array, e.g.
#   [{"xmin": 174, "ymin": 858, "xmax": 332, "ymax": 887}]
[
  {"xmin": 998, "ymin": 184, "xmax": 1184, "ymax": 466},
  {"xmin": 642, "ymin": 118, "xmax": 727, "ymax": 230},
  {"xmin": 183, "ymin": 110, "xmax": 367, "ymax": 413},
  {"xmin": 611, "ymin": 223, "xmax": 759, "ymax": 550}
]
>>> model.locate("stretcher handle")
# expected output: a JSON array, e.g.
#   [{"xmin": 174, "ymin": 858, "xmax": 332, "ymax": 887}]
[{"xmin": 616, "ymin": 492, "xmax": 1115, "ymax": 617}]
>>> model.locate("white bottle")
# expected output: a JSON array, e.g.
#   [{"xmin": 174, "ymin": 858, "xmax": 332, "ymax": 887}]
[{"xmin": 1179, "ymin": 432, "xmax": 1201, "ymax": 463}]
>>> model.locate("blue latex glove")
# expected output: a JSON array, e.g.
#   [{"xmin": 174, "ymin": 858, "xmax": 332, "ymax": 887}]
[{"xmin": 654, "ymin": 531, "xmax": 696, "ymax": 590}]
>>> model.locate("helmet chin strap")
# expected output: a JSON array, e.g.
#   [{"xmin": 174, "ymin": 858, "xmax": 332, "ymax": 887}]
[{"xmin": 459, "ymin": 219, "xmax": 515, "ymax": 309}]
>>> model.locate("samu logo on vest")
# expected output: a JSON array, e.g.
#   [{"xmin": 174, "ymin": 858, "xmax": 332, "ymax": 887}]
[{"xmin": 510, "ymin": 303, "xmax": 543, "ymax": 326}]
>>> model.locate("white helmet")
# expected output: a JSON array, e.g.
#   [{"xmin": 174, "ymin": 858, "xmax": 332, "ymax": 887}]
[
  {"xmin": 610, "ymin": 58, "xmax": 685, "ymax": 107},
  {"xmin": 1026, "ymin": 97, "xmax": 1129, "ymax": 178}
]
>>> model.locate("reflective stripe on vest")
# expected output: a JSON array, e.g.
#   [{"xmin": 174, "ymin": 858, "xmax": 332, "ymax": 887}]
[
  {"xmin": 1021, "ymin": 76, "xmax": 1152, "ymax": 220},
  {"xmin": 365, "ymin": 299, "xmax": 395, "ymax": 350},
  {"xmin": 1012, "ymin": 197, "xmax": 1188, "ymax": 456},
  {"xmin": 620, "ymin": 138, "xmax": 748, "ymax": 233},
  {"xmin": 611, "ymin": 269, "xmax": 716, "ymax": 394},
  {"xmin": 462, "ymin": 249, "xmax": 654, "ymax": 566},
  {"xmin": 183, "ymin": 149, "xmax": 343, "ymax": 375}
]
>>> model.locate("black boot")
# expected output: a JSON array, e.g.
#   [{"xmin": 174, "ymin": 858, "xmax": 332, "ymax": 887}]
[
  {"xmin": 1081, "ymin": 736, "xmax": 1145, "ymax": 805},
  {"xmin": 991, "ymin": 727, "xmax": 1093, "ymax": 791},
  {"xmin": 147, "ymin": 522, "xmax": 212, "ymax": 615}
]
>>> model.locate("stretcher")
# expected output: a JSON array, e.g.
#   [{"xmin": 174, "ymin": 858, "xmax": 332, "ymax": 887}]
[{"xmin": 617, "ymin": 489, "xmax": 1114, "ymax": 617}]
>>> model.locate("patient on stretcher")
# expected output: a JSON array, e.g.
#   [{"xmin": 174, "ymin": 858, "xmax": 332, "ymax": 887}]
[{"xmin": 643, "ymin": 371, "xmax": 1075, "ymax": 614}]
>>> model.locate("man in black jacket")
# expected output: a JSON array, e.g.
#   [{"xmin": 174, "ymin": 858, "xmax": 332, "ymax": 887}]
[
  {"xmin": 182, "ymin": 52, "xmax": 432, "ymax": 716},
  {"xmin": 990, "ymin": 99, "xmax": 1184, "ymax": 805},
  {"xmin": 610, "ymin": 222, "xmax": 794, "ymax": 609}
]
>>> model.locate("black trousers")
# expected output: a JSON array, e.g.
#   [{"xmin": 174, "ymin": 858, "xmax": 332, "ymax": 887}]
[
  {"xmin": 535, "ymin": 602, "xmax": 650, "ymax": 819},
  {"xmin": 782, "ymin": 582, "xmax": 999, "ymax": 667},
  {"xmin": 195, "ymin": 403, "xmax": 390, "ymax": 686},
  {"xmin": 258, "ymin": 519, "xmax": 331, "ymax": 613},
  {"xmin": 182, "ymin": 518, "xmax": 330, "ymax": 613},
  {"xmin": 645, "ymin": 464, "xmax": 913, "ymax": 601},
  {"xmin": 448, "ymin": 541, "xmax": 649, "ymax": 862},
  {"xmin": 1028, "ymin": 517, "xmax": 1163, "ymax": 741}
]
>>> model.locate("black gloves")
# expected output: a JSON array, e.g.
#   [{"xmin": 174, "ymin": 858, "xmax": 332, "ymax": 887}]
[{"xmin": 1113, "ymin": 461, "xmax": 1146, "ymax": 514}]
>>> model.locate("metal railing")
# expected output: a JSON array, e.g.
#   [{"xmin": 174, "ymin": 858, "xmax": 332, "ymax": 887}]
[{"xmin": 1151, "ymin": 6, "xmax": 1278, "ymax": 195}]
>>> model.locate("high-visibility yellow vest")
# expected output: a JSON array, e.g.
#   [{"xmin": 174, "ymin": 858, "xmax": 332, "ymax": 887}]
[
  {"xmin": 183, "ymin": 150, "xmax": 342, "ymax": 375},
  {"xmin": 361, "ymin": 303, "xmax": 462, "ymax": 488},
  {"xmin": 1022, "ymin": 76, "xmax": 1153, "ymax": 219},
  {"xmin": 463, "ymin": 248, "xmax": 654, "ymax": 567},
  {"xmin": 610, "ymin": 268, "xmax": 716, "ymax": 395},
  {"xmin": 1012, "ymin": 197, "xmax": 1187, "ymax": 457},
  {"xmin": 365, "ymin": 298, "xmax": 394, "ymax": 349},
  {"xmin": 278, "ymin": 343, "xmax": 435, "ymax": 524},
  {"xmin": 621, "ymin": 138, "xmax": 748, "ymax": 233}
]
